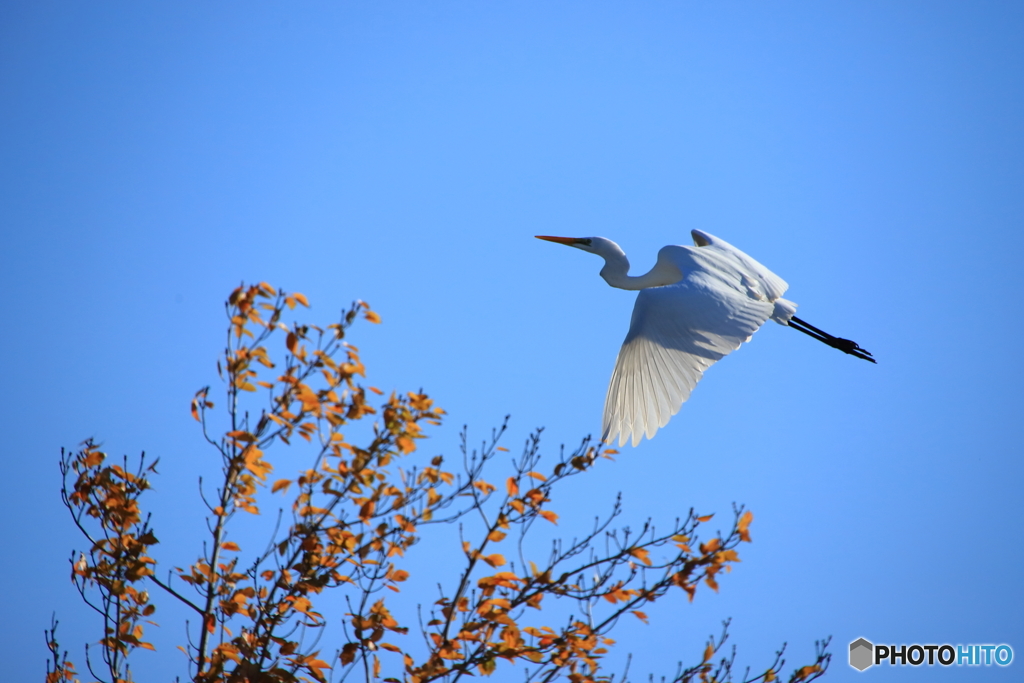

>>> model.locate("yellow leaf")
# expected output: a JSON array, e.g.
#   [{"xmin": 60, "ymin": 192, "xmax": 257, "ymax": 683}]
[
  {"xmin": 696, "ymin": 513, "xmax": 714, "ymax": 523},
  {"xmin": 272, "ymin": 479, "xmax": 292, "ymax": 494},
  {"xmin": 526, "ymin": 471, "xmax": 547, "ymax": 482},
  {"xmin": 629, "ymin": 547, "xmax": 652, "ymax": 566},
  {"xmin": 793, "ymin": 665, "xmax": 820, "ymax": 681},
  {"xmin": 631, "ymin": 610, "xmax": 649, "ymax": 624},
  {"xmin": 764, "ymin": 670, "xmax": 776, "ymax": 682},
  {"xmin": 293, "ymin": 292, "xmax": 309, "ymax": 307},
  {"xmin": 737, "ymin": 510, "xmax": 754, "ymax": 542},
  {"xmin": 699, "ymin": 538, "xmax": 721, "ymax": 555},
  {"xmin": 364, "ymin": 310, "xmax": 381, "ymax": 324},
  {"xmin": 475, "ymin": 481, "xmax": 497, "ymax": 495},
  {"xmin": 487, "ymin": 530, "xmax": 507, "ymax": 542}
]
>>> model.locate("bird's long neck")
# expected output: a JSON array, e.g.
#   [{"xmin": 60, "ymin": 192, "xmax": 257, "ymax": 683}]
[{"xmin": 599, "ymin": 250, "xmax": 681, "ymax": 291}]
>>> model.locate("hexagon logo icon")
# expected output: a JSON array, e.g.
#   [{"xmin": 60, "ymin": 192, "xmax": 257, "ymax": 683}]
[{"xmin": 849, "ymin": 638, "xmax": 874, "ymax": 671}]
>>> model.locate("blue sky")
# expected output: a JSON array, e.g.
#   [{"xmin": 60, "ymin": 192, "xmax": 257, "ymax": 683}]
[{"xmin": 2, "ymin": 2, "xmax": 1022, "ymax": 681}]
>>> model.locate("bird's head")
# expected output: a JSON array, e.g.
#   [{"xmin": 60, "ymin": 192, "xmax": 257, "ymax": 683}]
[{"xmin": 535, "ymin": 235, "xmax": 623, "ymax": 258}]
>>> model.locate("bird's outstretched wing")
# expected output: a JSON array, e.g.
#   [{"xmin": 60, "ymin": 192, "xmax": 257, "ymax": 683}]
[
  {"xmin": 691, "ymin": 229, "xmax": 789, "ymax": 302},
  {"xmin": 602, "ymin": 272, "xmax": 774, "ymax": 447}
]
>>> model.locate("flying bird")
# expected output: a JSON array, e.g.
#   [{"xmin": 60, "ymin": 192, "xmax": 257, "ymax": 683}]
[{"xmin": 537, "ymin": 231, "xmax": 874, "ymax": 447}]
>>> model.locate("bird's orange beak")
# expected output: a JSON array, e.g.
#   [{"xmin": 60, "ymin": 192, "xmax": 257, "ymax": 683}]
[{"xmin": 535, "ymin": 235, "xmax": 581, "ymax": 246}]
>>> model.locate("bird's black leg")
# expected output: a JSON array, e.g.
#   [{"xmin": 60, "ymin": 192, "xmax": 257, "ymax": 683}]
[{"xmin": 789, "ymin": 316, "xmax": 876, "ymax": 363}]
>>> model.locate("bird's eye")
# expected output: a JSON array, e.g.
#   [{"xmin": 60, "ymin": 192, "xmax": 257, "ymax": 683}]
[{"xmin": 580, "ymin": 238, "xmax": 592, "ymax": 246}]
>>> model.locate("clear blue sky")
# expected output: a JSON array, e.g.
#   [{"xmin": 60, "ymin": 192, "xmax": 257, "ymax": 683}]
[{"xmin": 2, "ymin": 2, "xmax": 1022, "ymax": 681}]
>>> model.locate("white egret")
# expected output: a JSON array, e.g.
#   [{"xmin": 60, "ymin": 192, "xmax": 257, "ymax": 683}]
[{"xmin": 537, "ymin": 230, "xmax": 874, "ymax": 447}]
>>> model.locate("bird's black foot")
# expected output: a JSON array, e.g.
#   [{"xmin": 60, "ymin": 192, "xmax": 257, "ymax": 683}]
[
  {"xmin": 826, "ymin": 337, "xmax": 876, "ymax": 363},
  {"xmin": 789, "ymin": 316, "xmax": 876, "ymax": 363}
]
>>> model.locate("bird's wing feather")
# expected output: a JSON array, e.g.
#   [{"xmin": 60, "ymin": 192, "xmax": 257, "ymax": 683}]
[
  {"xmin": 602, "ymin": 273, "xmax": 773, "ymax": 447},
  {"xmin": 690, "ymin": 230, "xmax": 789, "ymax": 302}
]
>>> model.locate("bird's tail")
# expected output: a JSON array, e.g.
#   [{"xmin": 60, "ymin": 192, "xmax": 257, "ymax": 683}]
[{"xmin": 771, "ymin": 298, "xmax": 798, "ymax": 325}]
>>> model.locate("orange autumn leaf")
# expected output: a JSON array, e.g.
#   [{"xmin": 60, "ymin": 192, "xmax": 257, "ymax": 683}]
[
  {"xmin": 292, "ymin": 292, "xmax": 309, "ymax": 307},
  {"xmin": 696, "ymin": 513, "xmax": 714, "ymax": 523},
  {"xmin": 226, "ymin": 430, "xmax": 255, "ymax": 442},
  {"xmin": 631, "ymin": 610, "xmax": 649, "ymax": 624},
  {"xmin": 629, "ymin": 547, "xmax": 652, "ymax": 566},
  {"xmin": 82, "ymin": 449, "xmax": 104, "ymax": 468},
  {"xmin": 703, "ymin": 642, "xmax": 714, "ymax": 662},
  {"xmin": 506, "ymin": 477, "xmax": 519, "ymax": 496},
  {"xmin": 272, "ymin": 479, "xmax": 292, "ymax": 494},
  {"xmin": 483, "ymin": 553, "xmax": 506, "ymax": 568},
  {"xmin": 220, "ymin": 541, "xmax": 240, "ymax": 552},
  {"xmin": 364, "ymin": 310, "xmax": 381, "ymax": 324},
  {"xmin": 539, "ymin": 510, "xmax": 558, "ymax": 524},
  {"xmin": 474, "ymin": 480, "xmax": 497, "ymax": 495},
  {"xmin": 793, "ymin": 665, "xmax": 821, "ymax": 681},
  {"xmin": 717, "ymin": 549, "xmax": 740, "ymax": 563},
  {"xmin": 738, "ymin": 509, "xmax": 754, "ymax": 542},
  {"xmin": 306, "ymin": 658, "xmax": 330, "ymax": 681},
  {"xmin": 699, "ymin": 538, "xmax": 721, "ymax": 555},
  {"xmin": 291, "ymin": 596, "xmax": 314, "ymax": 614}
]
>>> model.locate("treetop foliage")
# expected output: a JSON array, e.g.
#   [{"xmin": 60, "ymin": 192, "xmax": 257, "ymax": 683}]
[{"xmin": 50, "ymin": 282, "xmax": 830, "ymax": 683}]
